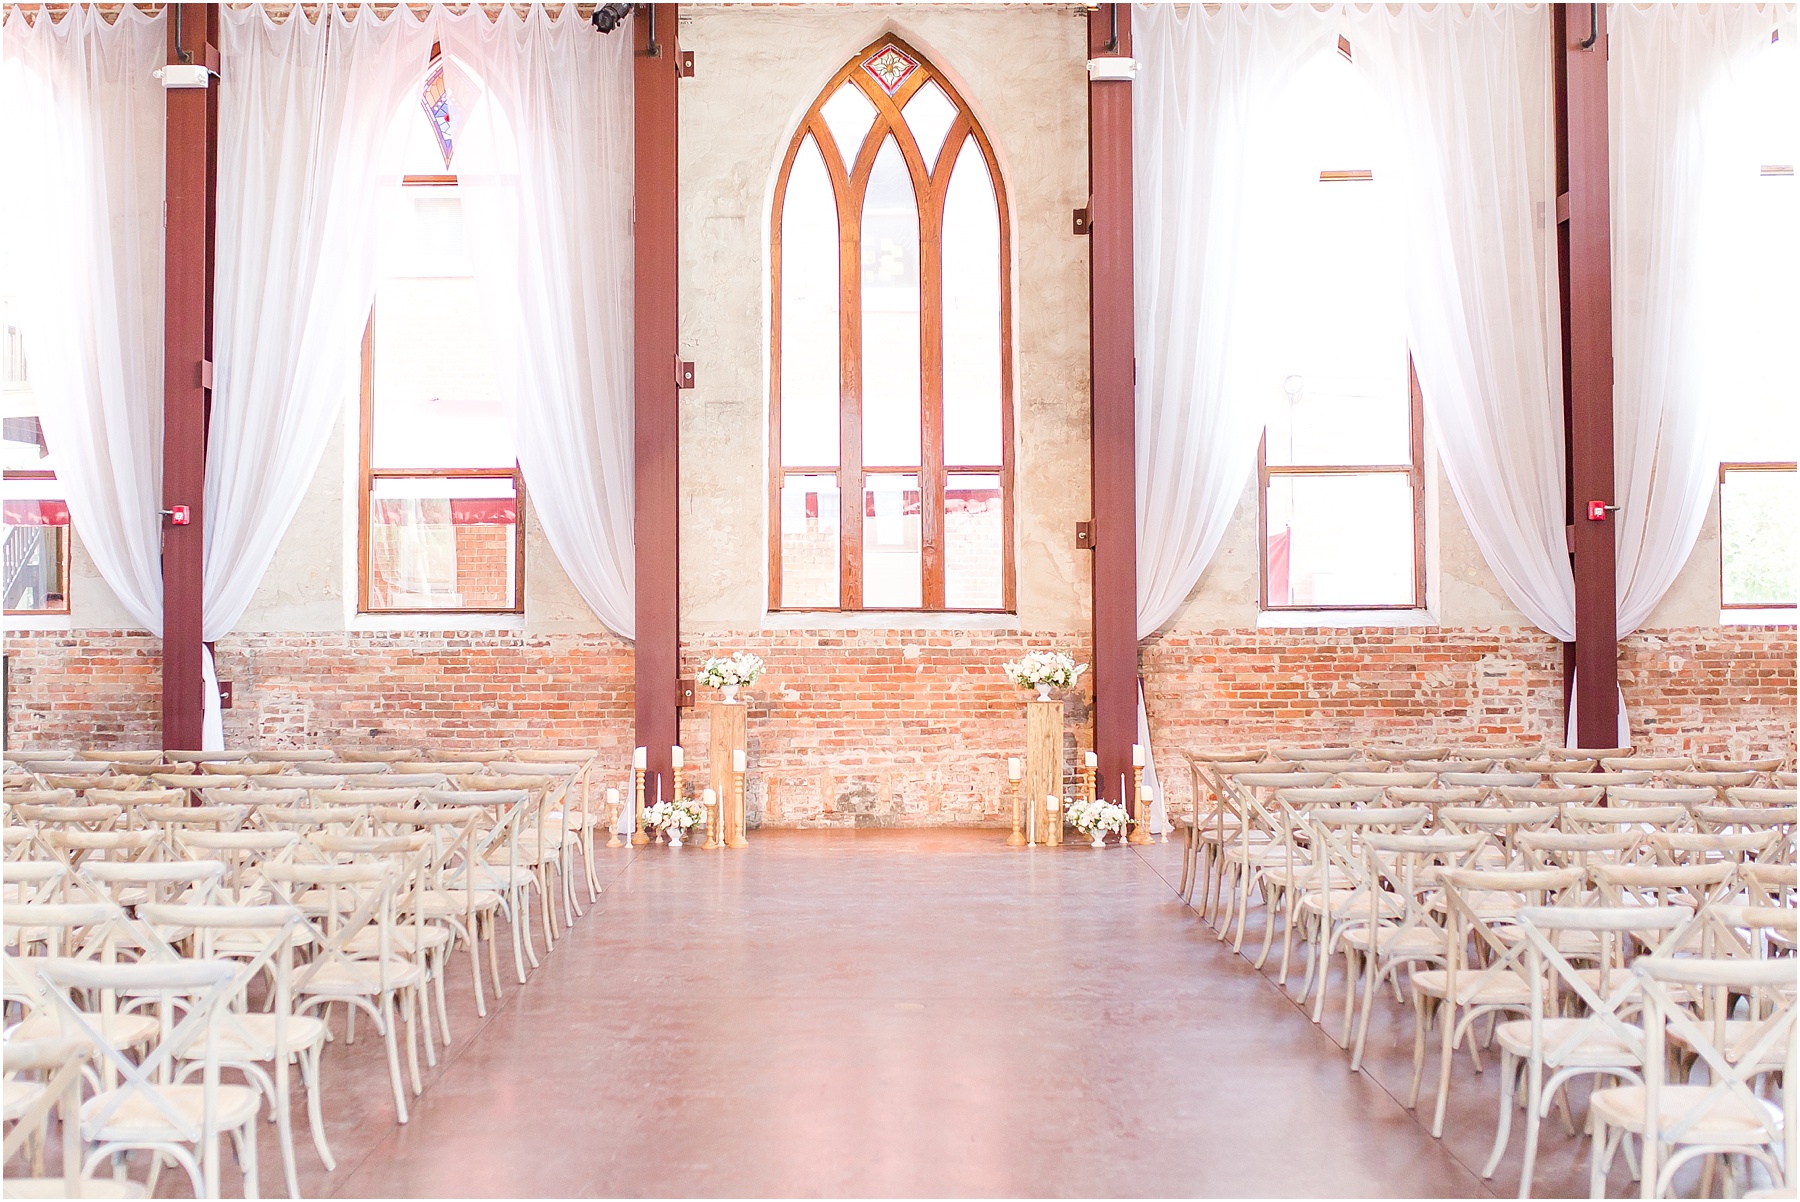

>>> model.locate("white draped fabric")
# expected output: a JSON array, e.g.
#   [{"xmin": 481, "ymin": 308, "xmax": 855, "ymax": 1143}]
[
  {"xmin": 206, "ymin": 5, "xmax": 436, "ymax": 644},
  {"xmin": 1132, "ymin": 1, "xmax": 1335, "ymax": 642},
  {"xmin": 435, "ymin": 5, "xmax": 637, "ymax": 640},
  {"xmin": 0, "ymin": 6, "xmax": 167, "ymax": 635},
  {"xmin": 1356, "ymin": 4, "xmax": 1573, "ymax": 642},
  {"xmin": 1609, "ymin": 2, "xmax": 1795, "ymax": 638}
]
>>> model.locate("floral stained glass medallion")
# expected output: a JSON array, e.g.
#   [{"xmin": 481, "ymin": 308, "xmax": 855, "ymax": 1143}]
[
  {"xmin": 861, "ymin": 44, "xmax": 919, "ymax": 96},
  {"xmin": 421, "ymin": 61, "xmax": 456, "ymax": 169}
]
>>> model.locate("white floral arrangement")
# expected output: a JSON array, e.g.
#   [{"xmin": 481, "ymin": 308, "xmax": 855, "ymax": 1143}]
[
  {"xmin": 1001, "ymin": 649, "xmax": 1087, "ymax": 692},
  {"xmin": 643, "ymin": 797, "xmax": 705, "ymax": 833},
  {"xmin": 1065, "ymin": 796, "xmax": 1127, "ymax": 837},
  {"xmin": 698, "ymin": 652, "xmax": 765, "ymax": 690}
]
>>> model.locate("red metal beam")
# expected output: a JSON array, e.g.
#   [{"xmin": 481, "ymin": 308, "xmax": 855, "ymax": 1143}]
[
  {"xmin": 1087, "ymin": 6, "xmax": 1138, "ymax": 802},
  {"xmin": 634, "ymin": 4, "xmax": 681, "ymax": 796},
  {"xmin": 160, "ymin": 4, "xmax": 218, "ymax": 751},
  {"xmin": 1554, "ymin": 3, "xmax": 1621, "ymax": 746}
]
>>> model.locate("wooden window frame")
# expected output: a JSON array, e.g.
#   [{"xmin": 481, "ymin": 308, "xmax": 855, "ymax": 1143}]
[
  {"xmin": 768, "ymin": 36, "xmax": 1016, "ymax": 614},
  {"xmin": 356, "ymin": 175, "xmax": 526, "ymax": 617},
  {"xmin": 1257, "ymin": 358, "xmax": 1428, "ymax": 612},
  {"xmin": 1718, "ymin": 460, "xmax": 1798, "ymax": 611},
  {"xmin": 2, "ymin": 467, "xmax": 71, "ymax": 617}
]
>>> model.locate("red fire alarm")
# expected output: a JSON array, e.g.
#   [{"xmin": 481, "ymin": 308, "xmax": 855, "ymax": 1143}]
[
  {"xmin": 1586, "ymin": 500, "xmax": 1618, "ymax": 521},
  {"xmin": 170, "ymin": 505, "xmax": 190, "ymax": 526}
]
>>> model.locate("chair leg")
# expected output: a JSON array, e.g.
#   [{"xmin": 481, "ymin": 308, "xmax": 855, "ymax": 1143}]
[
  {"xmin": 1432, "ymin": 1001, "xmax": 1456, "ymax": 1138},
  {"xmin": 1409, "ymin": 992, "xmax": 1430, "ymax": 1108},
  {"xmin": 380, "ymin": 995, "xmax": 409, "ymax": 1124},
  {"xmin": 237, "ymin": 1118, "xmax": 261, "ymax": 1201},
  {"xmin": 487, "ymin": 910, "xmax": 506, "ymax": 998},
  {"xmin": 404, "ymin": 987, "xmax": 423, "ymax": 1096},
  {"xmin": 301, "ymin": 1043, "xmax": 336, "ymax": 1172},
  {"xmin": 1482, "ymin": 1049, "xmax": 1517, "ymax": 1179},
  {"xmin": 1350, "ymin": 957, "xmax": 1379, "ymax": 1072},
  {"xmin": 434, "ymin": 947, "xmax": 452, "ymax": 1046}
]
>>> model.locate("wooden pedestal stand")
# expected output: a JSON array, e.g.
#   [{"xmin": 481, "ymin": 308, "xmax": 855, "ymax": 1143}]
[
  {"xmin": 1025, "ymin": 699, "xmax": 1064, "ymax": 845},
  {"xmin": 709, "ymin": 701, "xmax": 749, "ymax": 849}
]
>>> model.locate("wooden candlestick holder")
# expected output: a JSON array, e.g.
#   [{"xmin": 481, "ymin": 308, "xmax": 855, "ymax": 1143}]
[
  {"xmin": 631, "ymin": 767, "xmax": 649, "ymax": 846},
  {"xmin": 606, "ymin": 787, "xmax": 623, "ymax": 848},
  {"xmin": 1007, "ymin": 774, "xmax": 1025, "ymax": 847},
  {"xmin": 728, "ymin": 766, "xmax": 748, "ymax": 848},
  {"xmin": 1129, "ymin": 764, "xmax": 1153, "ymax": 844}
]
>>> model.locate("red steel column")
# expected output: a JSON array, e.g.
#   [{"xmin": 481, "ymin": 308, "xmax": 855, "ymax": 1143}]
[
  {"xmin": 1087, "ymin": 6, "xmax": 1138, "ymax": 803},
  {"xmin": 160, "ymin": 4, "xmax": 218, "ymax": 751},
  {"xmin": 1554, "ymin": 3, "xmax": 1620, "ymax": 746},
  {"xmin": 634, "ymin": 5, "xmax": 681, "ymax": 797}
]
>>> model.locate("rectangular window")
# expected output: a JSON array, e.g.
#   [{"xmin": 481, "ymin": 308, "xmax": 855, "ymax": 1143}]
[
  {"xmin": 3, "ymin": 300, "xmax": 70, "ymax": 616},
  {"xmin": 1260, "ymin": 364, "xmax": 1425, "ymax": 610},
  {"xmin": 1720, "ymin": 463, "xmax": 1798, "ymax": 609},
  {"xmin": 359, "ymin": 181, "xmax": 524, "ymax": 615}
]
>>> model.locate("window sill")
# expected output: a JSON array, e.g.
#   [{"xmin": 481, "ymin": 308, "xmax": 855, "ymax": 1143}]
[
  {"xmin": 3, "ymin": 614, "xmax": 73, "ymax": 633},
  {"xmin": 1256, "ymin": 608, "xmax": 1438, "ymax": 630},
  {"xmin": 350, "ymin": 613, "xmax": 527, "ymax": 634},
  {"xmin": 1720, "ymin": 608, "xmax": 1796, "ymax": 627},
  {"xmin": 762, "ymin": 611, "xmax": 1020, "ymax": 633}
]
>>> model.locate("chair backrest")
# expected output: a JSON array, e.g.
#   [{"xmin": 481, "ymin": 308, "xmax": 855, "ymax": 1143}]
[
  {"xmin": 1633, "ymin": 957, "xmax": 1795, "ymax": 1194},
  {"xmin": 1725, "ymin": 786, "xmax": 1798, "ymax": 808},
  {"xmin": 1513, "ymin": 904, "xmax": 1694, "ymax": 1073},
  {"xmin": 1439, "ymin": 804, "xmax": 1559, "ymax": 831},
  {"xmin": 1560, "ymin": 803, "xmax": 1688, "ymax": 831},
  {"xmin": 1602, "ymin": 755, "xmax": 1688, "ymax": 773},
  {"xmin": 1274, "ymin": 786, "xmax": 1384, "ymax": 808},
  {"xmin": 1385, "ymin": 786, "xmax": 1485, "ymax": 808},
  {"xmin": 5, "ymin": 788, "xmax": 79, "ymax": 807},
  {"xmin": 1673, "ymin": 770, "xmax": 1759, "ymax": 790},
  {"xmin": 164, "ymin": 749, "xmax": 248, "ymax": 763},
  {"xmin": 1590, "ymin": 861, "xmax": 1735, "ymax": 910},
  {"xmin": 311, "ymin": 788, "xmax": 423, "ymax": 807},
  {"xmin": 1551, "ymin": 770, "xmax": 1654, "ymax": 787},
  {"xmin": 320, "ymin": 761, "xmax": 394, "ymax": 776},
  {"xmin": 1338, "ymin": 771, "xmax": 1431, "ymax": 788},
  {"xmin": 1430, "ymin": 759, "xmax": 1495, "ymax": 775},
  {"xmin": 1646, "ymin": 829, "xmax": 1785, "ymax": 867},
  {"xmin": 370, "ymin": 772, "xmax": 452, "ymax": 788},
  {"xmin": 247, "ymin": 749, "xmax": 338, "ymax": 764},
  {"xmin": 1457, "ymin": 746, "xmax": 1541, "ymax": 762},
  {"xmin": 1269, "ymin": 746, "xmax": 1357, "ymax": 762},
  {"xmin": 1215, "ymin": 760, "xmax": 1299, "ymax": 777},
  {"xmin": 1506, "ymin": 758, "xmax": 1596, "ymax": 776},
  {"xmin": 157, "ymin": 771, "xmax": 246, "ymax": 791},
  {"xmin": 1566, "ymin": 747, "xmax": 1632, "ymax": 760},
  {"xmin": 1695, "ymin": 803, "xmax": 1796, "ymax": 829},
  {"xmin": 1440, "ymin": 770, "xmax": 1537, "ymax": 788},
  {"xmin": 1370, "ymin": 746, "xmax": 1448, "ymax": 762},
  {"xmin": 203, "ymin": 760, "xmax": 287, "ymax": 775},
  {"xmin": 34, "ymin": 957, "xmax": 239, "ymax": 1141},
  {"xmin": 78, "ymin": 859, "xmax": 226, "ymax": 908},
  {"xmin": 258, "ymin": 861, "xmax": 404, "ymax": 992},
  {"xmin": 139, "ymin": 804, "xmax": 248, "ymax": 831},
  {"xmin": 1498, "ymin": 785, "xmax": 1602, "ymax": 807},
  {"xmin": 1605, "ymin": 785, "xmax": 1713, "ymax": 809},
  {"xmin": 1515, "ymin": 829, "xmax": 1640, "ymax": 871},
  {"xmin": 1697, "ymin": 757, "xmax": 1784, "ymax": 774},
  {"xmin": 1738, "ymin": 862, "xmax": 1796, "ymax": 908},
  {"xmin": 139, "ymin": 904, "xmax": 305, "ymax": 1059},
  {"xmin": 245, "ymin": 773, "xmax": 346, "ymax": 791},
  {"xmin": 334, "ymin": 749, "xmax": 423, "ymax": 763},
  {"xmin": 1437, "ymin": 867, "xmax": 1584, "ymax": 987}
]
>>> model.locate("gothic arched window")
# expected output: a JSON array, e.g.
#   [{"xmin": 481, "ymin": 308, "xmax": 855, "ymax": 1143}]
[{"xmin": 770, "ymin": 38, "xmax": 1013, "ymax": 612}]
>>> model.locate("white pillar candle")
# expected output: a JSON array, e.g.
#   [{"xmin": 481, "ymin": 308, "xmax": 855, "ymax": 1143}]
[
  {"xmin": 1132, "ymin": 743, "xmax": 1145, "ymax": 768},
  {"xmin": 1007, "ymin": 757, "xmax": 1021, "ymax": 781},
  {"xmin": 671, "ymin": 745, "xmax": 684, "ymax": 768},
  {"xmin": 632, "ymin": 746, "xmax": 647, "ymax": 770},
  {"xmin": 1048, "ymin": 795, "xmax": 1061, "ymax": 812},
  {"xmin": 733, "ymin": 749, "xmax": 747, "ymax": 774},
  {"xmin": 1085, "ymin": 751, "xmax": 1098, "ymax": 769}
]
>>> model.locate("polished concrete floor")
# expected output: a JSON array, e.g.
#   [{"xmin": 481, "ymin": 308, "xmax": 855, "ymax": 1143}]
[{"xmin": 166, "ymin": 830, "xmax": 1633, "ymax": 1197}]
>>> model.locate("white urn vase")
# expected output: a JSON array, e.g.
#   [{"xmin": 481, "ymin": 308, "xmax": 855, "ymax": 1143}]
[
  {"xmin": 1034, "ymin": 683, "xmax": 1053, "ymax": 702},
  {"xmin": 667, "ymin": 825, "xmax": 685, "ymax": 848},
  {"xmin": 721, "ymin": 684, "xmax": 739, "ymax": 703},
  {"xmin": 1090, "ymin": 831, "xmax": 1107, "ymax": 848}
]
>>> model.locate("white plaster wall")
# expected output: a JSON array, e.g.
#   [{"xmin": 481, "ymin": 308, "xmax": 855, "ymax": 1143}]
[{"xmin": 675, "ymin": 3, "xmax": 1093, "ymax": 633}]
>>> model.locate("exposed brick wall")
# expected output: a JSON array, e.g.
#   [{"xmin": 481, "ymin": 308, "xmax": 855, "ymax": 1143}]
[
  {"xmin": 3, "ymin": 631, "xmax": 162, "ymax": 750},
  {"xmin": 679, "ymin": 629, "xmax": 1092, "ymax": 829},
  {"xmin": 8, "ymin": 624, "xmax": 1790, "ymax": 833},
  {"xmin": 1141, "ymin": 624, "xmax": 1796, "ymax": 819}
]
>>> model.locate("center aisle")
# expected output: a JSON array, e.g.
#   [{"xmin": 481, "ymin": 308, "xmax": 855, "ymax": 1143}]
[{"xmin": 316, "ymin": 831, "xmax": 1485, "ymax": 1198}]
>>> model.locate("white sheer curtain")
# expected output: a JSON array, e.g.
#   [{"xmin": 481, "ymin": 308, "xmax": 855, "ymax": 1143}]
[
  {"xmin": 0, "ymin": 6, "xmax": 167, "ymax": 635},
  {"xmin": 205, "ymin": 4, "xmax": 436, "ymax": 648},
  {"xmin": 1133, "ymin": 1, "xmax": 1335, "ymax": 641},
  {"xmin": 1132, "ymin": 3, "xmax": 1334, "ymax": 823},
  {"xmin": 434, "ymin": 5, "xmax": 637, "ymax": 640},
  {"xmin": 1355, "ymin": 4, "xmax": 1574, "ymax": 643},
  {"xmin": 1610, "ymin": 2, "xmax": 1794, "ymax": 637}
]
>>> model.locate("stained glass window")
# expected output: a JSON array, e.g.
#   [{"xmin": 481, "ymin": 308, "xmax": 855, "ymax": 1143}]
[{"xmin": 771, "ymin": 39, "xmax": 1012, "ymax": 611}]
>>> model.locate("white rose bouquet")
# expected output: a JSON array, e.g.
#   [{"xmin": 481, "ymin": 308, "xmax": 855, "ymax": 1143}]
[
  {"xmin": 643, "ymin": 797, "xmax": 705, "ymax": 842},
  {"xmin": 1002, "ymin": 649, "xmax": 1087, "ymax": 695},
  {"xmin": 698, "ymin": 652, "xmax": 765, "ymax": 691},
  {"xmin": 1065, "ymin": 796, "xmax": 1127, "ymax": 842}
]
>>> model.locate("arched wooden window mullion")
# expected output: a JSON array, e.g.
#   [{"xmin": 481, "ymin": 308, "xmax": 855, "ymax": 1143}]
[{"xmin": 771, "ymin": 36, "xmax": 1013, "ymax": 612}]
